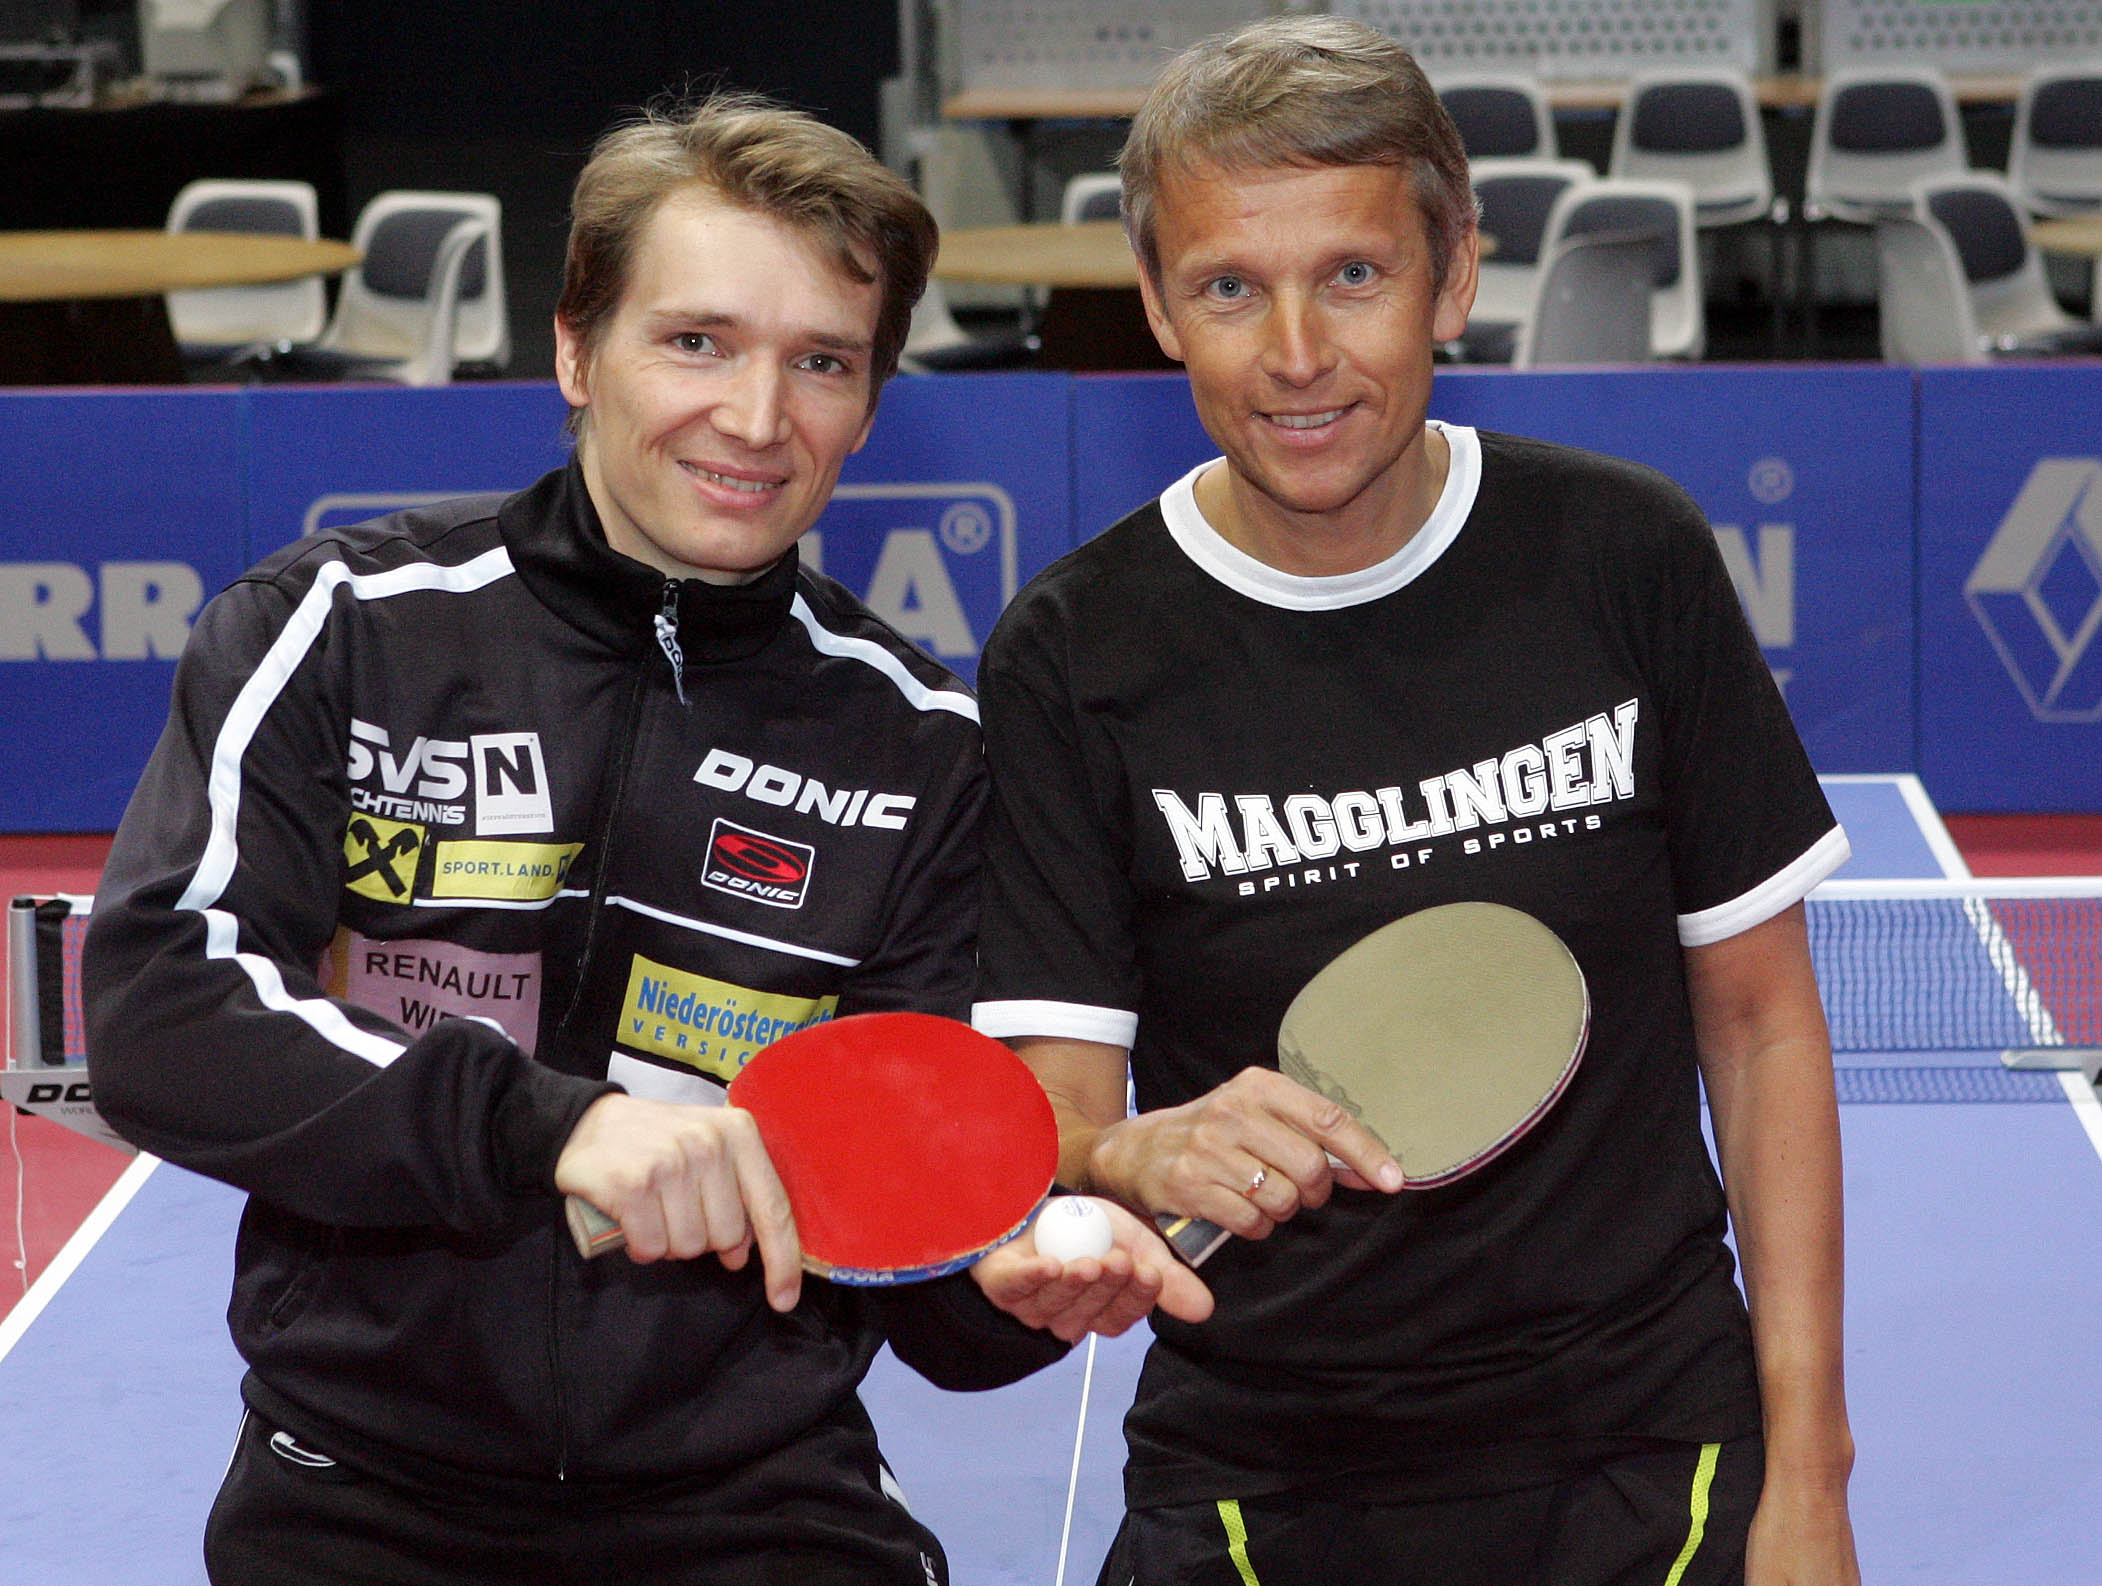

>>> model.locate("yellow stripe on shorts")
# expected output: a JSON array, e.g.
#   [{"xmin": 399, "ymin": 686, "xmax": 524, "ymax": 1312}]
[
  {"xmin": 1216, "ymin": 1498, "xmax": 1261, "ymax": 1586},
  {"xmin": 1661, "ymin": 1441, "xmax": 1722, "ymax": 1586}
]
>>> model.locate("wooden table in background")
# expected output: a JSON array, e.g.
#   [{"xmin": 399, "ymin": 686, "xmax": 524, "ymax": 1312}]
[
  {"xmin": 2029, "ymin": 215, "xmax": 2102, "ymax": 259},
  {"xmin": 0, "ymin": 230, "xmax": 359, "ymax": 385},
  {"xmin": 935, "ymin": 220, "xmax": 1158, "ymax": 369},
  {"xmin": 942, "ymin": 72, "xmax": 2032, "ymax": 123}
]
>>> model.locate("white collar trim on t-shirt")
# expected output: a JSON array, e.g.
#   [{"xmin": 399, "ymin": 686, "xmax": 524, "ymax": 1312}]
[{"xmin": 1156, "ymin": 421, "xmax": 1482, "ymax": 611}]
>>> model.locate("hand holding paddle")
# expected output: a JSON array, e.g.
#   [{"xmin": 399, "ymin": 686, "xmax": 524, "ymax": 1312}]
[
  {"xmin": 1088, "ymin": 1067, "xmax": 1404, "ymax": 1257},
  {"xmin": 1121, "ymin": 903, "xmax": 1591, "ymax": 1268},
  {"xmin": 556, "ymin": 1092, "xmax": 803, "ymax": 1306}
]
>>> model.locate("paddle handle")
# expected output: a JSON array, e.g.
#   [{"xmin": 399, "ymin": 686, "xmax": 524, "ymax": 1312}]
[
  {"xmin": 566, "ymin": 1195, "xmax": 627, "ymax": 1259},
  {"xmin": 1152, "ymin": 1147, "xmax": 1364, "ymax": 1268},
  {"xmin": 1153, "ymin": 1212, "xmax": 1231, "ymax": 1268}
]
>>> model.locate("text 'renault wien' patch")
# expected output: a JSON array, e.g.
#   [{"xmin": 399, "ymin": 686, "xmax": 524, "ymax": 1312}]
[{"xmin": 322, "ymin": 931, "xmax": 543, "ymax": 1054}]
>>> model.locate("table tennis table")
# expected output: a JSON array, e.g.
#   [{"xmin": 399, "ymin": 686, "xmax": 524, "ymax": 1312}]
[{"xmin": 4, "ymin": 773, "xmax": 2099, "ymax": 1583}]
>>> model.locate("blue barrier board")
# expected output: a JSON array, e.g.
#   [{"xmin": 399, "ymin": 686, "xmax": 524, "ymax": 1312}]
[
  {"xmin": 242, "ymin": 383, "xmax": 574, "ymax": 562},
  {"xmin": 1917, "ymin": 366, "xmax": 2102, "ymax": 811},
  {"xmin": 2, "ymin": 365, "xmax": 2094, "ymax": 826},
  {"xmin": 821, "ymin": 373, "xmax": 1072, "ymax": 685},
  {"xmin": 0, "ymin": 391, "xmax": 247, "ymax": 829}
]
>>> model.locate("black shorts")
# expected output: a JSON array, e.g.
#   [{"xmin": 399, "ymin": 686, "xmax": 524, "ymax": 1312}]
[
  {"xmin": 1097, "ymin": 1436, "xmax": 1762, "ymax": 1586},
  {"xmin": 204, "ymin": 1408, "xmax": 946, "ymax": 1586}
]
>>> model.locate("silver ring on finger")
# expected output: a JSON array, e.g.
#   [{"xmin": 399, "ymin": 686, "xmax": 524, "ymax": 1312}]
[{"xmin": 1246, "ymin": 1166, "xmax": 1268, "ymax": 1198}]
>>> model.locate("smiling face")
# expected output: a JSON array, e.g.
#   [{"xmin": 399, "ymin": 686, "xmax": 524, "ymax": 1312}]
[
  {"xmin": 554, "ymin": 184, "xmax": 883, "ymax": 584},
  {"xmin": 1137, "ymin": 160, "xmax": 1477, "ymax": 574}
]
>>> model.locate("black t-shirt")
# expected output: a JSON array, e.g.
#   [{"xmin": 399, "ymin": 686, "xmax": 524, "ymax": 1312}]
[{"xmin": 973, "ymin": 427, "xmax": 1849, "ymax": 1505}]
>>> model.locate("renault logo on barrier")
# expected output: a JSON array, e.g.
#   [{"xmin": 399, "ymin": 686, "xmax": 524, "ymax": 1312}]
[{"xmin": 1965, "ymin": 459, "xmax": 2102, "ymax": 722}]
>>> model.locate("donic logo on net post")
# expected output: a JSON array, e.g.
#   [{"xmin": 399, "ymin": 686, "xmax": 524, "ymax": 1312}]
[{"xmin": 703, "ymin": 819, "xmax": 814, "ymax": 909}]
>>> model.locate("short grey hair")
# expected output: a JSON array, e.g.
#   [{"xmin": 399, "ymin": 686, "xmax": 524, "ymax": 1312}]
[{"xmin": 1120, "ymin": 16, "xmax": 1475, "ymax": 296}]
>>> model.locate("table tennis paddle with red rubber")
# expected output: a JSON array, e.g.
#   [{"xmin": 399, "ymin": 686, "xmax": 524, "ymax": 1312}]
[
  {"xmin": 1156, "ymin": 901, "xmax": 1590, "ymax": 1267},
  {"xmin": 565, "ymin": 1011, "xmax": 1060, "ymax": 1283}
]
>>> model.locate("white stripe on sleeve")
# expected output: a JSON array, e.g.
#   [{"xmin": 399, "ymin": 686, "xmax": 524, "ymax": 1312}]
[
  {"xmin": 790, "ymin": 594, "xmax": 978, "ymax": 722},
  {"xmin": 176, "ymin": 547, "xmax": 517, "ymax": 1068}
]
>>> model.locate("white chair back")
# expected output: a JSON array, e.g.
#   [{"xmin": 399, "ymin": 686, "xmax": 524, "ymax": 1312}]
[
  {"xmin": 1514, "ymin": 229, "xmax": 1656, "ymax": 368},
  {"xmin": 1914, "ymin": 173, "xmax": 2086, "ymax": 353},
  {"xmin": 1610, "ymin": 70, "xmax": 1774, "ymax": 229},
  {"xmin": 323, "ymin": 190, "xmax": 509, "ymax": 373},
  {"xmin": 1435, "ymin": 73, "xmax": 1556, "ymax": 161},
  {"xmin": 2009, "ymin": 63, "xmax": 2102, "ymax": 216},
  {"xmin": 164, "ymin": 178, "xmax": 326, "ymax": 350},
  {"xmin": 1874, "ymin": 211, "xmax": 1982, "ymax": 364},
  {"xmin": 1060, "ymin": 172, "xmax": 1122, "ymax": 226},
  {"xmin": 1807, "ymin": 68, "xmax": 1967, "ymax": 224},
  {"xmin": 1465, "ymin": 158, "xmax": 1598, "ymax": 337}
]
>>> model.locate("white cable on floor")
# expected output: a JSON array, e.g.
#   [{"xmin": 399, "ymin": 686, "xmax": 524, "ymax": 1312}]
[
  {"xmin": 9, "ymin": 1100, "xmax": 24, "ymax": 1295},
  {"xmin": 1052, "ymin": 1333, "xmax": 1098, "ymax": 1586}
]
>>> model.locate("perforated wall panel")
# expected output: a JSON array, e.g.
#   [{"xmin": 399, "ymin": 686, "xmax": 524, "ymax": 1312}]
[
  {"xmin": 1820, "ymin": 0, "xmax": 2102, "ymax": 73},
  {"xmin": 954, "ymin": 0, "xmax": 1263, "ymax": 90},
  {"xmin": 1337, "ymin": 0, "xmax": 1765, "ymax": 78}
]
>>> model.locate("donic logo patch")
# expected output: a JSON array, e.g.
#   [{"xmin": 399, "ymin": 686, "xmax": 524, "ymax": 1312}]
[
  {"xmin": 703, "ymin": 818, "xmax": 813, "ymax": 908},
  {"xmin": 1966, "ymin": 459, "xmax": 2102, "ymax": 722}
]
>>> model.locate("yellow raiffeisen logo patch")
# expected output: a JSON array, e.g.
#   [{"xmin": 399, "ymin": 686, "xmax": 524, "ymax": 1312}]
[
  {"xmin": 343, "ymin": 814, "xmax": 426, "ymax": 902},
  {"xmin": 430, "ymin": 840, "xmax": 584, "ymax": 901},
  {"xmin": 619, "ymin": 955, "xmax": 837, "ymax": 1083}
]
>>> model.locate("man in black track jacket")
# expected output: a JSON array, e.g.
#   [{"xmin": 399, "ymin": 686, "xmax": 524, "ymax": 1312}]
[{"xmin": 84, "ymin": 93, "xmax": 1206, "ymax": 1586}]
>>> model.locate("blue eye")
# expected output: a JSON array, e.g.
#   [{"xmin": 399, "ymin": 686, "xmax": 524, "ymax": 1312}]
[
  {"xmin": 1211, "ymin": 275, "xmax": 1247, "ymax": 300},
  {"xmin": 1338, "ymin": 261, "xmax": 1374, "ymax": 286}
]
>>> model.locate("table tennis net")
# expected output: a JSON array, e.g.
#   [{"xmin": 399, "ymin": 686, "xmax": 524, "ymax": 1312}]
[
  {"xmin": 10, "ymin": 885, "xmax": 2099, "ymax": 1083},
  {"xmin": 8, "ymin": 894, "xmax": 92, "ymax": 1068},
  {"xmin": 1806, "ymin": 880, "xmax": 2102, "ymax": 1059}
]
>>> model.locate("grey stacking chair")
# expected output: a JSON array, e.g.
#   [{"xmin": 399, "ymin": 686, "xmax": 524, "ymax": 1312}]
[
  {"xmin": 1807, "ymin": 68, "xmax": 1967, "ymax": 224},
  {"xmin": 1513, "ymin": 228, "xmax": 1659, "ymax": 368},
  {"xmin": 1877, "ymin": 174, "xmax": 2102, "ymax": 362},
  {"xmin": 1539, "ymin": 178, "xmax": 1703, "ymax": 360},
  {"xmin": 1611, "ymin": 70, "xmax": 1775, "ymax": 229},
  {"xmin": 274, "ymin": 191, "xmax": 508, "ymax": 385},
  {"xmin": 1459, "ymin": 158, "xmax": 1597, "ymax": 362}
]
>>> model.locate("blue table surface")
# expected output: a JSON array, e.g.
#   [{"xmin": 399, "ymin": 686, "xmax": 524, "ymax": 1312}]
[{"xmin": 4, "ymin": 774, "xmax": 2097, "ymax": 1585}]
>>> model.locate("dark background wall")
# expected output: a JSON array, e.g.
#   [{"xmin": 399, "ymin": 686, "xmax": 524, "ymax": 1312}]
[
  {"xmin": 306, "ymin": 0, "xmax": 895, "ymax": 147},
  {"xmin": 305, "ymin": 0, "xmax": 901, "ymax": 376}
]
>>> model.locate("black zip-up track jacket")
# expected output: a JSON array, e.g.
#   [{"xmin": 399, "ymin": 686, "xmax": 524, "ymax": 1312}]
[{"xmin": 85, "ymin": 460, "xmax": 1065, "ymax": 1505}]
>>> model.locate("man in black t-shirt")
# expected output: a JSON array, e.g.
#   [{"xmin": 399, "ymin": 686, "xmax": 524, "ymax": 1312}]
[{"xmin": 972, "ymin": 18, "xmax": 1862, "ymax": 1586}]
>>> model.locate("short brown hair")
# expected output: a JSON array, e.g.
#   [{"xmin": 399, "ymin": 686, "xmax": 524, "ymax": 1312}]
[
  {"xmin": 559, "ymin": 91, "xmax": 937, "ymax": 400},
  {"xmin": 1120, "ymin": 17, "xmax": 1474, "ymax": 296}
]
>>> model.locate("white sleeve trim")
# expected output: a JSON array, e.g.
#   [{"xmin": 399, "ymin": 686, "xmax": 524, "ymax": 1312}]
[
  {"xmin": 971, "ymin": 999, "xmax": 1137, "ymax": 1050},
  {"xmin": 789, "ymin": 594, "xmax": 978, "ymax": 722},
  {"xmin": 1676, "ymin": 825, "xmax": 1853, "ymax": 947}
]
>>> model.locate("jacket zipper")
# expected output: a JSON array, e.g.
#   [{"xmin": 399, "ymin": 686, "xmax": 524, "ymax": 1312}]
[
  {"xmin": 546, "ymin": 588, "xmax": 681, "ymax": 1480},
  {"xmin": 653, "ymin": 581, "xmax": 688, "ymax": 705}
]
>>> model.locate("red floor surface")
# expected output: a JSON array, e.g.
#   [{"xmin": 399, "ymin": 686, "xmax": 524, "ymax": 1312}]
[
  {"xmin": 5, "ymin": 817, "xmax": 2101, "ymax": 1324},
  {"xmin": 1941, "ymin": 814, "xmax": 2102, "ymax": 878}
]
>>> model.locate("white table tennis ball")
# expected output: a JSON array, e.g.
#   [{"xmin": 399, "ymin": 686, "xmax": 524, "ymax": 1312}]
[{"xmin": 1033, "ymin": 1196, "xmax": 1114, "ymax": 1263}]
